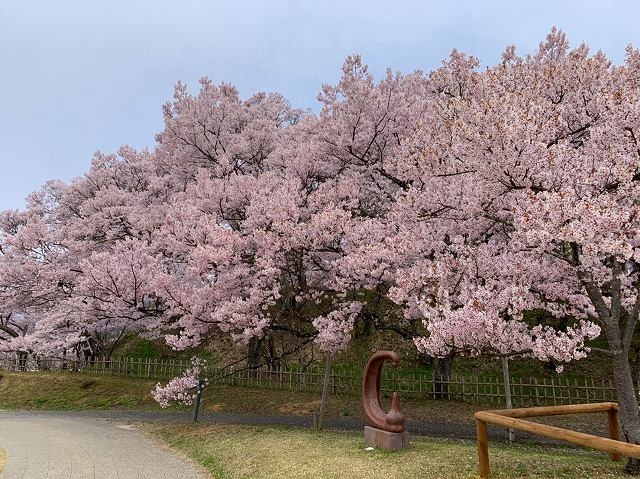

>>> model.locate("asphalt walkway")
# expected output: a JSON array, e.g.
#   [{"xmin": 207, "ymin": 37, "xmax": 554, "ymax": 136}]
[{"xmin": 0, "ymin": 412, "xmax": 206, "ymax": 479}]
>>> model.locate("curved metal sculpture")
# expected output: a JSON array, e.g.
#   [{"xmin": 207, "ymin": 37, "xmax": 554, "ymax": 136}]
[{"xmin": 362, "ymin": 350, "xmax": 405, "ymax": 433}]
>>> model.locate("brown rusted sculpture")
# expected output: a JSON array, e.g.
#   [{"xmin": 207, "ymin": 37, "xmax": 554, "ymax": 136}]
[{"xmin": 362, "ymin": 350, "xmax": 406, "ymax": 433}]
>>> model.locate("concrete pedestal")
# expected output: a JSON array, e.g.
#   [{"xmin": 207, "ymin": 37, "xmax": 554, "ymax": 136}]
[{"xmin": 364, "ymin": 426, "xmax": 410, "ymax": 451}]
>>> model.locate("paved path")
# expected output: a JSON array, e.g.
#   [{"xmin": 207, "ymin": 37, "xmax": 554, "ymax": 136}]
[{"xmin": 0, "ymin": 412, "xmax": 206, "ymax": 479}]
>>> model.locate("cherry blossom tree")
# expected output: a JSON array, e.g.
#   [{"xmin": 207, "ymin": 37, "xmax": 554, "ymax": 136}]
[
  {"xmin": 145, "ymin": 65, "xmax": 432, "ymax": 418},
  {"xmin": 356, "ymin": 29, "xmax": 640, "ymax": 470},
  {"xmin": 6, "ymin": 30, "xmax": 640, "ymax": 467},
  {"xmin": 144, "ymin": 67, "xmax": 429, "ymax": 368},
  {"xmin": 0, "ymin": 185, "xmax": 75, "ymax": 360},
  {"xmin": 0, "ymin": 147, "xmax": 166, "ymax": 361}
]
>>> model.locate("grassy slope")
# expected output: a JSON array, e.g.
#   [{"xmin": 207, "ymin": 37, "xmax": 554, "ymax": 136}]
[
  {"xmin": 0, "ymin": 371, "xmax": 481, "ymax": 422},
  {"xmin": 0, "ymin": 371, "xmax": 611, "ymax": 434},
  {"xmin": 0, "ymin": 371, "xmax": 161, "ymax": 410},
  {"xmin": 144, "ymin": 423, "xmax": 628, "ymax": 479}
]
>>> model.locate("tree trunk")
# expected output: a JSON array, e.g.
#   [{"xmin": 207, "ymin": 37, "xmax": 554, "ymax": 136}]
[
  {"xmin": 61, "ymin": 349, "xmax": 67, "ymax": 371},
  {"xmin": 501, "ymin": 357, "xmax": 515, "ymax": 444},
  {"xmin": 631, "ymin": 345, "xmax": 640, "ymax": 385},
  {"xmin": 247, "ymin": 336, "xmax": 262, "ymax": 370},
  {"xmin": 611, "ymin": 351, "xmax": 640, "ymax": 473},
  {"xmin": 266, "ymin": 335, "xmax": 281, "ymax": 370},
  {"xmin": 604, "ymin": 322, "xmax": 640, "ymax": 474},
  {"xmin": 433, "ymin": 355, "xmax": 453, "ymax": 400}
]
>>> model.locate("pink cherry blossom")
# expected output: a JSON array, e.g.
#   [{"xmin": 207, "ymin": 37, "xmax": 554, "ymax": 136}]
[{"xmin": 153, "ymin": 357, "xmax": 208, "ymax": 408}]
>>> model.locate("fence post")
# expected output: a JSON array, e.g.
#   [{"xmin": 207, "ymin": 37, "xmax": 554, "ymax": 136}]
[
  {"xmin": 315, "ymin": 353, "xmax": 334, "ymax": 431},
  {"xmin": 608, "ymin": 407, "xmax": 622, "ymax": 461},
  {"xmin": 476, "ymin": 419, "xmax": 490, "ymax": 478}
]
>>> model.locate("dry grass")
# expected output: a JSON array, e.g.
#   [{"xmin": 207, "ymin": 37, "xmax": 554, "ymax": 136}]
[{"xmin": 144, "ymin": 422, "xmax": 630, "ymax": 479}]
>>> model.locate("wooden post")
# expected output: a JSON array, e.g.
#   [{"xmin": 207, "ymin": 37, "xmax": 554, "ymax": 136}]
[
  {"xmin": 608, "ymin": 408, "xmax": 622, "ymax": 461},
  {"xmin": 501, "ymin": 357, "xmax": 515, "ymax": 444},
  {"xmin": 476, "ymin": 419, "xmax": 490, "ymax": 478},
  {"xmin": 315, "ymin": 353, "xmax": 334, "ymax": 431},
  {"xmin": 474, "ymin": 375, "xmax": 479, "ymax": 403}
]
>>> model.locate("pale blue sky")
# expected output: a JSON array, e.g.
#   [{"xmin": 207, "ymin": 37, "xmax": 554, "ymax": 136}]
[{"xmin": 2, "ymin": 0, "xmax": 640, "ymax": 209}]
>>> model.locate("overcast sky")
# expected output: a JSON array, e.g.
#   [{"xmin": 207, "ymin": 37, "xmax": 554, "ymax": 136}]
[{"xmin": 2, "ymin": 0, "xmax": 640, "ymax": 209}]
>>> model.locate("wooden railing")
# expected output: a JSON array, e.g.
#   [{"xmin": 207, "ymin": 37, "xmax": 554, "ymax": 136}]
[{"xmin": 474, "ymin": 402, "xmax": 640, "ymax": 478}]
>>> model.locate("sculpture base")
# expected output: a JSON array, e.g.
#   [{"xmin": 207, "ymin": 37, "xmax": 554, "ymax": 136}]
[{"xmin": 364, "ymin": 426, "xmax": 410, "ymax": 451}]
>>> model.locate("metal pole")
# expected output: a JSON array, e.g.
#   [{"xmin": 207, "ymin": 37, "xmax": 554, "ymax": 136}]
[
  {"xmin": 501, "ymin": 357, "xmax": 515, "ymax": 444},
  {"xmin": 192, "ymin": 380, "xmax": 203, "ymax": 423}
]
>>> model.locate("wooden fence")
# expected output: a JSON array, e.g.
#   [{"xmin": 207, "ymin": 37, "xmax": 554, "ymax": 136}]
[
  {"xmin": 208, "ymin": 366, "xmax": 623, "ymax": 407},
  {"xmin": 0, "ymin": 356, "xmax": 192, "ymax": 381},
  {"xmin": 0, "ymin": 355, "xmax": 628, "ymax": 407}
]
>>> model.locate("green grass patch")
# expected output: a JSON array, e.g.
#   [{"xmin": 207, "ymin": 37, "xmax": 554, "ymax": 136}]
[{"xmin": 144, "ymin": 423, "xmax": 629, "ymax": 479}]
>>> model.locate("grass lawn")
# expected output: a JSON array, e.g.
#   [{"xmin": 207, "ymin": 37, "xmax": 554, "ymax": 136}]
[{"xmin": 143, "ymin": 423, "xmax": 629, "ymax": 479}]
